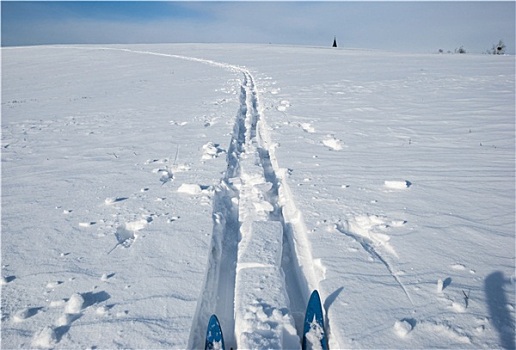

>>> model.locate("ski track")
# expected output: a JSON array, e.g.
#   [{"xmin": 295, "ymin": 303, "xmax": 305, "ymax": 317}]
[{"xmin": 79, "ymin": 47, "xmax": 322, "ymax": 348}]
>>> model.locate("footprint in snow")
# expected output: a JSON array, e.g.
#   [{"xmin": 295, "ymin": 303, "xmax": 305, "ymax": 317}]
[
  {"xmin": 450, "ymin": 263, "xmax": 466, "ymax": 271},
  {"xmin": 152, "ymin": 168, "xmax": 173, "ymax": 185},
  {"xmin": 109, "ymin": 218, "xmax": 150, "ymax": 252},
  {"xmin": 13, "ymin": 307, "xmax": 43, "ymax": 322}
]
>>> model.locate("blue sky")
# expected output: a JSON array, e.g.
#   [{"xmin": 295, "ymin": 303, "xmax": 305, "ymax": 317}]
[{"xmin": 2, "ymin": 1, "xmax": 515, "ymax": 54}]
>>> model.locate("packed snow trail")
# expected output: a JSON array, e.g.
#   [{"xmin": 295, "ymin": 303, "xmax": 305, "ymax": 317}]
[{"xmin": 92, "ymin": 47, "xmax": 323, "ymax": 348}]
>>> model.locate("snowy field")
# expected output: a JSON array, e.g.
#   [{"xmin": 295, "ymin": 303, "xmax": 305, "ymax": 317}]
[{"xmin": 1, "ymin": 44, "xmax": 514, "ymax": 349}]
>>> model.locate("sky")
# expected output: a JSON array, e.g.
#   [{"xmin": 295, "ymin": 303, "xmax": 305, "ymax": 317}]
[{"xmin": 1, "ymin": 1, "xmax": 515, "ymax": 54}]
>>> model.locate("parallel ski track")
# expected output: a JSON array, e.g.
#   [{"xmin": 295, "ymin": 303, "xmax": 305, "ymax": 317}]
[
  {"xmin": 143, "ymin": 54, "xmax": 321, "ymax": 348},
  {"xmin": 189, "ymin": 65, "xmax": 320, "ymax": 348},
  {"xmin": 62, "ymin": 46, "xmax": 322, "ymax": 348}
]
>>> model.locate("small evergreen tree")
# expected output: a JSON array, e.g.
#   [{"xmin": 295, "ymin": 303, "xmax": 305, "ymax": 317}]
[
  {"xmin": 332, "ymin": 36, "xmax": 337, "ymax": 48},
  {"xmin": 455, "ymin": 46, "xmax": 466, "ymax": 54},
  {"xmin": 490, "ymin": 40, "xmax": 506, "ymax": 55}
]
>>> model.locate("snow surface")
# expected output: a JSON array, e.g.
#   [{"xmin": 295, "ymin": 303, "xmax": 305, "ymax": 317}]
[{"xmin": 1, "ymin": 44, "xmax": 515, "ymax": 349}]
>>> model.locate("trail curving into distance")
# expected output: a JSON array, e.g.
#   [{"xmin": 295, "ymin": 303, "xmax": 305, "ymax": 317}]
[{"xmin": 94, "ymin": 48, "xmax": 322, "ymax": 348}]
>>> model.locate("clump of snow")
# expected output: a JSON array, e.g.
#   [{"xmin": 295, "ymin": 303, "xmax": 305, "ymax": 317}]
[
  {"xmin": 384, "ymin": 180, "xmax": 411, "ymax": 189},
  {"xmin": 394, "ymin": 319, "xmax": 414, "ymax": 338},
  {"xmin": 96, "ymin": 305, "xmax": 109, "ymax": 316},
  {"xmin": 31, "ymin": 326, "xmax": 57, "ymax": 349},
  {"xmin": 64, "ymin": 293, "xmax": 84, "ymax": 315},
  {"xmin": 124, "ymin": 219, "xmax": 149, "ymax": 232},
  {"xmin": 177, "ymin": 183, "xmax": 202, "ymax": 195},
  {"xmin": 322, "ymin": 135, "xmax": 343, "ymax": 150},
  {"xmin": 390, "ymin": 220, "xmax": 406, "ymax": 227},
  {"xmin": 159, "ymin": 169, "xmax": 174, "ymax": 184},
  {"xmin": 104, "ymin": 197, "xmax": 126, "ymax": 205},
  {"xmin": 451, "ymin": 301, "xmax": 467, "ymax": 313},
  {"xmin": 202, "ymin": 141, "xmax": 225, "ymax": 159},
  {"xmin": 170, "ymin": 120, "xmax": 188, "ymax": 126},
  {"xmin": 45, "ymin": 281, "xmax": 62, "ymax": 289},
  {"xmin": 299, "ymin": 122, "xmax": 315, "ymax": 133},
  {"xmin": 49, "ymin": 300, "xmax": 66, "ymax": 308},
  {"xmin": 277, "ymin": 100, "xmax": 290, "ymax": 111},
  {"xmin": 437, "ymin": 278, "xmax": 444, "ymax": 293},
  {"xmin": 173, "ymin": 163, "xmax": 192, "ymax": 172},
  {"xmin": 56, "ymin": 313, "xmax": 76, "ymax": 327},
  {"xmin": 305, "ymin": 319, "xmax": 325, "ymax": 350},
  {"xmin": 78, "ymin": 222, "xmax": 95, "ymax": 227}
]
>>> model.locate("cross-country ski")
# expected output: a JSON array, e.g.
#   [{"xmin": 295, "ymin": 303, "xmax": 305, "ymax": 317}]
[
  {"xmin": 302, "ymin": 290, "xmax": 328, "ymax": 350},
  {"xmin": 205, "ymin": 315, "xmax": 225, "ymax": 350}
]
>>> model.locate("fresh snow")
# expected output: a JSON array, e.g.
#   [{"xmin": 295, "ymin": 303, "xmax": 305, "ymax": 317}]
[{"xmin": 2, "ymin": 44, "xmax": 515, "ymax": 349}]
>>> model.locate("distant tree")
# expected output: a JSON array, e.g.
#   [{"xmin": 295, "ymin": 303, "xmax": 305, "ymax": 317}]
[
  {"xmin": 332, "ymin": 36, "xmax": 337, "ymax": 48},
  {"xmin": 489, "ymin": 40, "xmax": 506, "ymax": 55},
  {"xmin": 438, "ymin": 49, "xmax": 444, "ymax": 54},
  {"xmin": 455, "ymin": 46, "xmax": 466, "ymax": 54}
]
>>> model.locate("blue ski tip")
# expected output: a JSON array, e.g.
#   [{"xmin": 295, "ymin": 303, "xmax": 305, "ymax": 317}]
[
  {"xmin": 205, "ymin": 314, "xmax": 225, "ymax": 350},
  {"xmin": 302, "ymin": 290, "xmax": 329, "ymax": 350}
]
